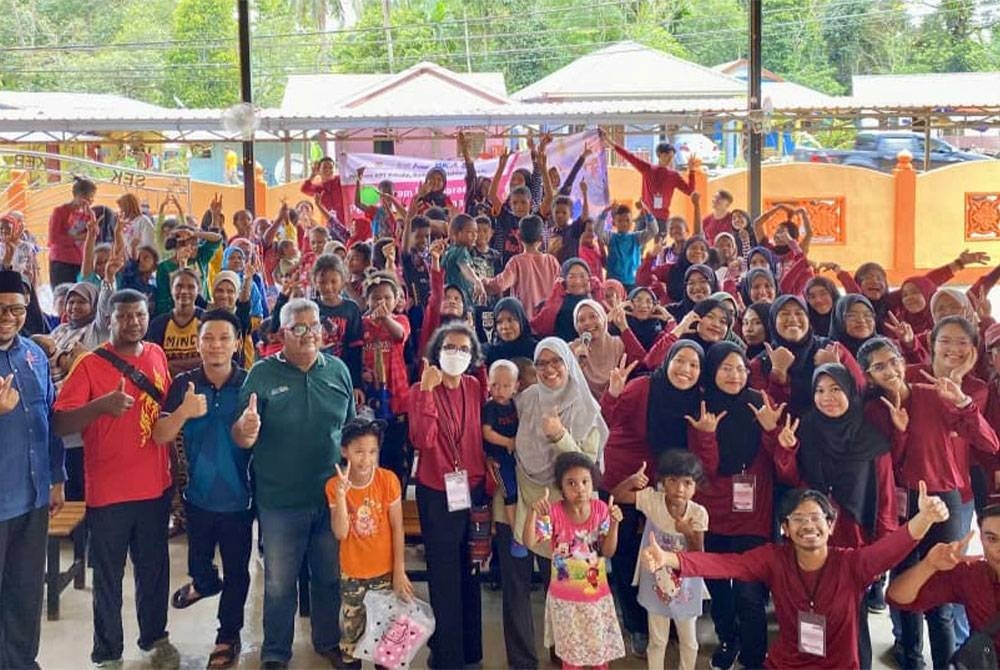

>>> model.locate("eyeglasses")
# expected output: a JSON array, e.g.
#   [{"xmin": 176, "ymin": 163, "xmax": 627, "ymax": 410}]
[
  {"xmin": 533, "ymin": 357, "xmax": 565, "ymax": 370},
  {"xmin": 441, "ymin": 344, "xmax": 472, "ymax": 354},
  {"xmin": 786, "ymin": 513, "xmax": 829, "ymax": 526},
  {"xmin": 0, "ymin": 305, "xmax": 27, "ymax": 318},
  {"xmin": 286, "ymin": 323, "xmax": 323, "ymax": 337},
  {"xmin": 718, "ymin": 364, "xmax": 748, "ymax": 375},
  {"xmin": 936, "ymin": 337, "xmax": 973, "ymax": 348},
  {"xmin": 867, "ymin": 356, "xmax": 903, "ymax": 375}
]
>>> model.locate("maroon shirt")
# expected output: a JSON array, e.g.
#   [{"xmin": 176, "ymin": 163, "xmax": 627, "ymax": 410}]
[
  {"xmin": 680, "ymin": 524, "xmax": 919, "ymax": 669},
  {"xmin": 703, "ymin": 212, "xmax": 734, "ymax": 244},
  {"xmin": 890, "ymin": 560, "xmax": 1000, "ymax": 651},
  {"xmin": 409, "ymin": 376, "xmax": 486, "ymax": 492}
]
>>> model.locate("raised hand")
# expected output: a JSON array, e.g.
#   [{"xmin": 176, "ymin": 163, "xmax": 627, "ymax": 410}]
[
  {"xmin": 917, "ymin": 480, "xmax": 950, "ymax": 524},
  {"xmin": 608, "ymin": 354, "xmax": 639, "ymax": 398},
  {"xmin": 179, "ymin": 382, "xmax": 208, "ymax": 420},
  {"xmin": 0, "ymin": 374, "xmax": 20, "ymax": 415},
  {"xmin": 608, "ymin": 495, "xmax": 623, "ymax": 524},
  {"xmin": 100, "ymin": 378, "xmax": 135, "ymax": 417},
  {"xmin": 650, "ymin": 305, "xmax": 673, "ymax": 323},
  {"xmin": 764, "ymin": 342, "xmax": 795, "ymax": 375},
  {"xmin": 884, "ymin": 312, "xmax": 914, "ymax": 346},
  {"xmin": 684, "ymin": 400, "xmax": 728, "ymax": 433},
  {"xmin": 748, "ymin": 392, "xmax": 787, "ymax": 432},
  {"xmin": 333, "ymin": 461, "xmax": 352, "ymax": 498},
  {"xmin": 813, "ymin": 343, "xmax": 841, "ymax": 366},
  {"xmin": 880, "ymin": 393, "xmax": 910, "ymax": 432},
  {"xmin": 608, "ymin": 303, "xmax": 630, "ymax": 333},
  {"xmin": 777, "ymin": 413, "xmax": 800, "ymax": 450},
  {"xmin": 532, "ymin": 487, "xmax": 552, "ymax": 517},
  {"xmin": 816, "ymin": 261, "xmax": 841, "ymax": 274},
  {"xmin": 957, "ymin": 249, "xmax": 990, "ymax": 267},
  {"xmin": 626, "ymin": 461, "xmax": 649, "ymax": 491},
  {"xmin": 671, "ymin": 311, "xmax": 700, "ymax": 337},
  {"xmin": 915, "ymin": 370, "xmax": 970, "ymax": 407},
  {"xmin": 542, "ymin": 406, "xmax": 566, "ymax": 442},
  {"xmin": 420, "ymin": 358, "xmax": 443, "ymax": 392},
  {"xmin": 925, "ymin": 531, "xmax": 975, "ymax": 572}
]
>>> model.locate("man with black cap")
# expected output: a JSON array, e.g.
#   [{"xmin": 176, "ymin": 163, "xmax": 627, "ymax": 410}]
[{"xmin": 0, "ymin": 269, "xmax": 65, "ymax": 670}]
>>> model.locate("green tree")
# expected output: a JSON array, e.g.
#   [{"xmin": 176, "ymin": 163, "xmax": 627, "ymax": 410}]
[{"xmin": 163, "ymin": 0, "xmax": 240, "ymax": 107}]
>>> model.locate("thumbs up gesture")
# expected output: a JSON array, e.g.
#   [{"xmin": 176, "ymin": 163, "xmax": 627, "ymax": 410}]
[
  {"xmin": 420, "ymin": 358, "xmax": 443, "ymax": 392},
  {"xmin": 608, "ymin": 495, "xmax": 623, "ymax": 524},
  {"xmin": 627, "ymin": 461, "xmax": 649, "ymax": 491},
  {"xmin": 542, "ymin": 406, "xmax": 566, "ymax": 442},
  {"xmin": 100, "ymin": 377, "xmax": 135, "ymax": 417},
  {"xmin": 178, "ymin": 382, "xmax": 208, "ymax": 420},
  {"xmin": 916, "ymin": 480, "xmax": 949, "ymax": 524},
  {"xmin": 641, "ymin": 531, "xmax": 680, "ymax": 572},
  {"xmin": 236, "ymin": 392, "xmax": 261, "ymax": 443},
  {"xmin": 532, "ymin": 487, "xmax": 552, "ymax": 517}
]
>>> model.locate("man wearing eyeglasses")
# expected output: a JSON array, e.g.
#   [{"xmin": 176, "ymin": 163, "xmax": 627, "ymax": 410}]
[
  {"xmin": 232, "ymin": 297, "xmax": 355, "ymax": 670},
  {"xmin": 0, "ymin": 270, "xmax": 64, "ymax": 670},
  {"xmin": 641, "ymin": 486, "xmax": 951, "ymax": 670}
]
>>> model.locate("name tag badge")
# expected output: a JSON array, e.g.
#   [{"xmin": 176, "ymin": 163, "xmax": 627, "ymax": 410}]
[
  {"xmin": 798, "ymin": 611, "xmax": 827, "ymax": 657},
  {"xmin": 895, "ymin": 486, "xmax": 910, "ymax": 520},
  {"xmin": 652, "ymin": 195, "xmax": 664, "ymax": 210},
  {"xmin": 732, "ymin": 474, "xmax": 756, "ymax": 513},
  {"xmin": 444, "ymin": 469, "xmax": 471, "ymax": 512}
]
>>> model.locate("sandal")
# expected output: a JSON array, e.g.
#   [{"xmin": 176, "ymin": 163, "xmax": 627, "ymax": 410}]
[
  {"xmin": 171, "ymin": 582, "xmax": 219, "ymax": 609},
  {"xmin": 206, "ymin": 641, "xmax": 240, "ymax": 669}
]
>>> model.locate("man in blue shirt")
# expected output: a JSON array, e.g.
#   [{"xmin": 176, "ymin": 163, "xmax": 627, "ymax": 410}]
[
  {"xmin": 152, "ymin": 309, "xmax": 251, "ymax": 670},
  {"xmin": 0, "ymin": 270, "xmax": 65, "ymax": 670}
]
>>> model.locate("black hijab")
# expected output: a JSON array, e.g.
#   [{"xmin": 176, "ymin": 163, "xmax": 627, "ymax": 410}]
[
  {"xmin": 797, "ymin": 364, "xmax": 889, "ymax": 535},
  {"xmin": 622, "ymin": 287, "xmax": 662, "ymax": 350},
  {"xmin": 760, "ymin": 294, "xmax": 830, "ymax": 415},
  {"xmin": 667, "ymin": 236, "xmax": 711, "ymax": 302},
  {"xmin": 743, "ymin": 301, "xmax": 772, "ymax": 360},
  {"xmin": 486, "ymin": 297, "xmax": 538, "ymax": 365},
  {"xmin": 803, "ymin": 275, "xmax": 841, "ymax": 337},
  {"xmin": 666, "ymin": 263, "xmax": 718, "ymax": 322},
  {"xmin": 646, "ymin": 340, "xmax": 704, "ymax": 458},
  {"xmin": 828, "ymin": 294, "xmax": 876, "ymax": 357},
  {"xmin": 739, "ymin": 267, "xmax": 777, "ymax": 307},
  {"xmin": 555, "ymin": 258, "xmax": 591, "ymax": 342},
  {"xmin": 678, "ymin": 297, "xmax": 733, "ymax": 352},
  {"xmin": 703, "ymin": 341, "xmax": 764, "ymax": 476}
]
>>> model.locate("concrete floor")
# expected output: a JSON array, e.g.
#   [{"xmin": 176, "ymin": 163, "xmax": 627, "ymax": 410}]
[{"xmin": 37, "ymin": 530, "xmax": 927, "ymax": 670}]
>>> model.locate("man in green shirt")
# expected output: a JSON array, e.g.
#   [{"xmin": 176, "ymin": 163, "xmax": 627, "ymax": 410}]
[{"xmin": 233, "ymin": 298, "xmax": 355, "ymax": 670}]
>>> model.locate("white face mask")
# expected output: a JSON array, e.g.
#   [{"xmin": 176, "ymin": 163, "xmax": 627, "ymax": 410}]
[{"xmin": 439, "ymin": 350, "xmax": 472, "ymax": 377}]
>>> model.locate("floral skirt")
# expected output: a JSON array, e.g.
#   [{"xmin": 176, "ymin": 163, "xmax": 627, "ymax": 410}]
[{"xmin": 543, "ymin": 593, "xmax": 626, "ymax": 667}]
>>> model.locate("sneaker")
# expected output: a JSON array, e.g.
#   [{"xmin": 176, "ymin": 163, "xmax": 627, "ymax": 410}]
[
  {"xmin": 630, "ymin": 631, "xmax": 649, "ymax": 659},
  {"xmin": 711, "ymin": 641, "xmax": 740, "ymax": 670},
  {"xmin": 510, "ymin": 539, "xmax": 529, "ymax": 558},
  {"xmin": 148, "ymin": 637, "xmax": 181, "ymax": 670},
  {"xmin": 92, "ymin": 660, "xmax": 123, "ymax": 670},
  {"xmin": 867, "ymin": 579, "xmax": 887, "ymax": 613}
]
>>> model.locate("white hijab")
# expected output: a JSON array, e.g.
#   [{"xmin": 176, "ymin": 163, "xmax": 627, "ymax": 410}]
[{"xmin": 515, "ymin": 337, "xmax": 609, "ymax": 485}]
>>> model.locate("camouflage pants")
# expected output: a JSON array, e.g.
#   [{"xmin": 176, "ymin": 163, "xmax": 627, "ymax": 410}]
[
  {"xmin": 169, "ymin": 436, "xmax": 188, "ymax": 527},
  {"xmin": 339, "ymin": 573, "xmax": 392, "ymax": 660}
]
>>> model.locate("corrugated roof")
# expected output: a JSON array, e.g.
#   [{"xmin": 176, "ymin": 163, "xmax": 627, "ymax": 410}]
[
  {"xmin": 761, "ymin": 81, "xmax": 840, "ymax": 109},
  {"xmin": 513, "ymin": 41, "xmax": 746, "ymax": 102},
  {"xmin": 0, "ymin": 91, "xmax": 169, "ymax": 116},
  {"xmin": 851, "ymin": 72, "xmax": 1000, "ymax": 108},
  {"xmin": 281, "ymin": 62, "xmax": 509, "ymax": 116}
]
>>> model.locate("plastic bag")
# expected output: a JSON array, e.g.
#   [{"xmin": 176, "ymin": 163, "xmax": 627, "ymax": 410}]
[{"xmin": 355, "ymin": 590, "xmax": 436, "ymax": 670}]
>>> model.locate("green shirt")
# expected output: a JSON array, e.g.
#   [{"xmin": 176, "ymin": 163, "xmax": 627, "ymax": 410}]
[
  {"xmin": 442, "ymin": 244, "xmax": 474, "ymax": 304},
  {"xmin": 239, "ymin": 352, "xmax": 355, "ymax": 510}
]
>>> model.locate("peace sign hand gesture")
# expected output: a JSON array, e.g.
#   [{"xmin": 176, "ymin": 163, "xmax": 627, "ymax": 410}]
[
  {"xmin": 777, "ymin": 413, "xmax": 800, "ymax": 450},
  {"xmin": 684, "ymin": 400, "xmax": 727, "ymax": 433},
  {"xmin": 925, "ymin": 531, "xmax": 975, "ymax": 572},
  {"xmin": 334, "ymin": 461, "xmax": 352, "ymax": 500},
  {"xmin": 884, "ymin": 312, "xmax": 915, "ymax": 346},
  {"xmin": 748, "ymin": 392, "xmax": 786, "ymax": 432},
  {"xmin": 915, "ymin": 370, "xmax": 970, "ymax": 408},
  {"xmin": 880, "ymin": 393, "xmax": 910, "ymax": 432},
  {"xmin": 608, "ymin": 354, "xmax": 639, "ymax": 398}
]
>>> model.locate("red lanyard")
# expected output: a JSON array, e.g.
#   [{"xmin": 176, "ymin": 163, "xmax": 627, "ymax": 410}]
[{"xmin": 435, "ymin": 382, "xmax": 467, "ymax": 468}]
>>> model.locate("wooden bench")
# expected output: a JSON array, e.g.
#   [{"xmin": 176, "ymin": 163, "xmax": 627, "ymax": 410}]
[
  {"xmin": 47, "ymin": 502, "xmax": 87, "ymax": 621},
  {"xmin": 402, "ymin": 499, "xmax": 422, "ymax": 543}
]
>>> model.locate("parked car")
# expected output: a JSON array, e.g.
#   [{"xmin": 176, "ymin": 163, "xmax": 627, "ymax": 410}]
[
  {"xmin": 793, "ymin": 131, "xmax": 990, "ymax": 172},
  {"xmin": 672, "ymin": 132, "xmax": 721, "ymax": 169}
]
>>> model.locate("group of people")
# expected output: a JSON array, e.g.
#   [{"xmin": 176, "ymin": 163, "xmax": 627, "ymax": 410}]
[{"xmin": 0, "ymin": 127, "xmax": 999, "ymax": 670}]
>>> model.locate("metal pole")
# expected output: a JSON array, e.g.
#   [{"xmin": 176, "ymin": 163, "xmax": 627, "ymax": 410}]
[
  {"xmin": 237, "ymin": 0, "xmax": 255, "ymax": 214},
  {"xmin": 462, "ymin": 7, "xmax": 473, "ymax": 73},
  {"xmin": 748, "ymin": 0, "xmax": 763, "ymax": 220},
  {"xmin": 382, "ymin": 0, "xmax": 395, "ymax": 73},
  {"xmin": 923, "ymin": 115, "xmax": 932, "ymax": 172}
]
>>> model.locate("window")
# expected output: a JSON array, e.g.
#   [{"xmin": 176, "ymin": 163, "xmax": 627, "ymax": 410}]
[{"xmin": 373, "ymin": 138, "xmax": 395, "ymax": 155}]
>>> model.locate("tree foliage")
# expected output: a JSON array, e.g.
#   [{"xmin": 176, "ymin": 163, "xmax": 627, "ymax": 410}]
[{"xmin": 0, "ymin": 0, "xmax": 997, "ymax": 107}]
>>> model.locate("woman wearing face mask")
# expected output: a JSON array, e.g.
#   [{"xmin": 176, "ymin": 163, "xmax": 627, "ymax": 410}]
[
  {"xmin": 485, "ymin": 297, "xmax": 538, "ymax": 366},
  {"xmin": 601, "ymin": 341, "xmax": 705, "ymax": 657},
  {"xmin": 860, "ymin": 331, "xmax": 999, "ymax": 670},
  {"xmin": 803, "ymin": 275, "xmax": 841, "ymax": 337},
  {"xmin": 408, "ymin": 322, "xmax": 487, "ymax": 670},
  {"xmin": 500, "ymin": 337, "xmax": 608, "ymax": 669},
  {"xmin": 530, "ymin": 258, "xmax": 605, "ymax": 341},
  {"xmin": 685, "ymin": 341, "xmax": 777, "ymax": 670},
  {"xmin": 750, "ymin": 295, "xmax": 864, "ymax": 416},
  {"xmin": 766, "ymin": 363, "xmax": 897, "ymax": 669},
  {"xmin": 570, "ymin": 299, "xmax": 646, "ymax": 398}
]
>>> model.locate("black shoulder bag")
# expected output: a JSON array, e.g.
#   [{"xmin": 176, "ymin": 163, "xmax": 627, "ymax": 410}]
[
  {"xmin": 950, "ymin": 612, "xmax": 1000, "ymax": 670},
  {"xmin": 93, "ymin": 347, "xmax": 164, "ymax": 404}
]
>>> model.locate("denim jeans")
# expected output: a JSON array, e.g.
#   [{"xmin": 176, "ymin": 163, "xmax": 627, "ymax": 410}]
[{"xmin": 258, "ymin": 505, "xmax": 340, "ymax": 664}]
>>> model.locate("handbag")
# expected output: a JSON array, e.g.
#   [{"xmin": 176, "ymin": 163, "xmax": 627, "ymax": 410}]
[{"xmin": 950, "ymin": 611, "xmax": 1000, "ymax": 670}]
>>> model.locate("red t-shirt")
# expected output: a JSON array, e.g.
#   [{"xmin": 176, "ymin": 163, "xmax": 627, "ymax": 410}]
[
  {"xmin": 54, "ymin": 343, "xmax": 173, "ymax": 507},
  {"xmin": 301, "ymin": 176, "xmax": 346, "ymax": 224},
  {"xmin": 361, "ymin": 314, "xmax": 411, "ymax": 415},
  {"xmin": 48, "ymin": 203, "xmax": 89, "ymax": 264},
  {"xmin": 703, "ymin": 212, "xmax": 733, "ymax": 244}
]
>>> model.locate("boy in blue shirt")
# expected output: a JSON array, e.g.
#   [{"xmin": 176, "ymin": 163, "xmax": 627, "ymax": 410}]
[{"xmin": 605, "ymin": 202, "xmax": 657, "ymax": 291}]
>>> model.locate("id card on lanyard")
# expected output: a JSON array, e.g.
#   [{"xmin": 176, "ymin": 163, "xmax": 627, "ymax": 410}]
[
  {"xmin": 732, "ymin": 473, "xmax": 756, "ymax": 513},
  {"xmin": 795, "ymin": 561, "xmax": 828, "ymax": 658},
  {"xmin": 437, "ymin": 384, "xmax": 471, "ymax": 512}
]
